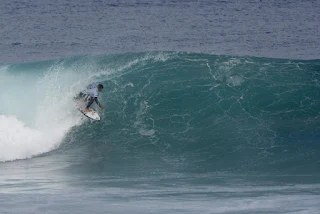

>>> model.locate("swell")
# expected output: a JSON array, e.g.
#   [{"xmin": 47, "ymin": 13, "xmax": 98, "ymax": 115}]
[
  {"xmin": 1, "ymin": 52, "xmax": 320, "ymax": 174},
  {"xmin": 61, "ymin": 53, "xmax": 320, "ymax": 174}
]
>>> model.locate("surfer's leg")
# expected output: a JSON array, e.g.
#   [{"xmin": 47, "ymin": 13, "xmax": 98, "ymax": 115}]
[{"xmin": 85, "ymin": 97, "xmax": 95, "ymax": 111}]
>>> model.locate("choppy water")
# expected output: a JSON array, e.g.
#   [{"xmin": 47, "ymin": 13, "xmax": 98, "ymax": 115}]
[{"xmin": 1, "ymin": 1, "xmax": 320, "ymax": 214}]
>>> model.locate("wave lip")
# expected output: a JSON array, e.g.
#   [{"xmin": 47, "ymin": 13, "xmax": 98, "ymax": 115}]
[{"xmin": 0, "ymin": 59, "xmax": 88, "ymax": 162}]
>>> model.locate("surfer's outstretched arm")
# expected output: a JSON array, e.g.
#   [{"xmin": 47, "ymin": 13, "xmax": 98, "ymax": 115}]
[{"xmin": 94, "ymin": 97, "xmax": 104, "ymax": 110}]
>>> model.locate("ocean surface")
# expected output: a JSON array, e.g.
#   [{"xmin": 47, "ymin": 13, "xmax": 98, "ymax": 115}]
[{"xmin": 1, "ymin": 0, "xmax": 320, "ymax": 214}]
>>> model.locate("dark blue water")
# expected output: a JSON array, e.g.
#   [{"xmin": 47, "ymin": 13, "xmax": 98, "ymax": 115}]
[
  {"xmin": 1, "ymin": 1, "xmax": 320, "ymax": 214},
  {"xmin": 1, "ymin": 0, "xmax": 320, "ymax": 63}
]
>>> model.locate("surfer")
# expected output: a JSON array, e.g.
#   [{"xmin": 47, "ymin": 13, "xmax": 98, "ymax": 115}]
[{"xmin": 78, "ymin": 83, "xmax": 105, "ymax": 112}]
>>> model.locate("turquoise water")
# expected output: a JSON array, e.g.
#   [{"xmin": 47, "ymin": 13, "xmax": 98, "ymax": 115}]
[{"xmin": 1, "ymin": 52, "xmax": 320, "ymax": 213}]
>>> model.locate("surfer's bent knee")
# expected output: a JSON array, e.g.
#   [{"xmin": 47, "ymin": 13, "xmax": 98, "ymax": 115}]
[{"xmin": 86, "ymin": 97, "xmax": 95, "ymax": 108}]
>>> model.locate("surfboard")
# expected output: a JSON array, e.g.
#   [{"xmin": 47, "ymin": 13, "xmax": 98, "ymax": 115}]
[
  {"xmin": 74, "ymin": 97, "xmax": 101, "ymax": 121},
  {"xmin": 78, "ymin": 107, "xmax": 100, "ymax": 121}
]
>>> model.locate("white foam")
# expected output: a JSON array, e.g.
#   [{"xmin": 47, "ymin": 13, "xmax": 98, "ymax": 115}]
[
  {"xmin": 139, "ymin": 128, "xmax": 155, "ymax": 136},
  {"xmin": 0, "ymin": 61, "xmax": 88, "ymax": 162},
  {"xmin": 227, "ymin": 75, "xmax": 245, "ymax": 86},
  {"xmin": 0, "ymin": 115, "xmax": 50, "ymax": 161}
]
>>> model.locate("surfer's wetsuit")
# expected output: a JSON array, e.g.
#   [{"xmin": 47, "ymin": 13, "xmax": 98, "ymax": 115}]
[
  {"xmin": 79, "ymin": 94, "xmax": 101, "ymax": 108},
  {"xmin": 79, "ymin": 83, "xmax": 102, "ymax": 109}
]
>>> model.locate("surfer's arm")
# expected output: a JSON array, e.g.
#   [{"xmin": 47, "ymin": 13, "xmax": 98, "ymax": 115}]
[
  {"xmin": 94, "ymin": 97, "xmax": 104, "ymax": 110},
  {"xmin": 93, "ymin": 97, "xmax": 101, "ymax": 106}
]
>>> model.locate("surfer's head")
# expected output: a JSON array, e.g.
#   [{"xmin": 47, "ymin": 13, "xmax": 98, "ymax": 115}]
[{"xmin": 98, "ymin": 84, "xmax": 104, "ymax": 91}]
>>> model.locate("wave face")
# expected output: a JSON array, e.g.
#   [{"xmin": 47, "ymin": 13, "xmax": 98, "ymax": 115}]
[{"xmin": 1, "ymin": 52, "xmax": 319, "ymax": 174}]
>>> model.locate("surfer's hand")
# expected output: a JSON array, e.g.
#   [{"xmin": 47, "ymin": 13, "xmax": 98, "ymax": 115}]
[{"xmin": 100, "ymin": 106, "xmax": 105, "ymax": 110}]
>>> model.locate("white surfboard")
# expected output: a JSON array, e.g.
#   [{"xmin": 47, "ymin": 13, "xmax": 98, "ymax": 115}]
[
  {"xmin": 77, "ymin": 107, "xmax": 100, "ymax": 121},
  {"xmin": 74, "ymin": 98, "xmax": 101, "ymax": 121}
]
